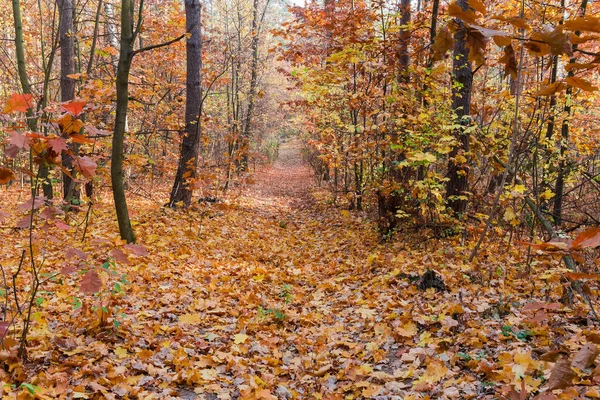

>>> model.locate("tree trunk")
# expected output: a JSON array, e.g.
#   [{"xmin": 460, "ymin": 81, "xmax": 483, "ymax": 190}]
[
  {"xmin": 553, "ymin": 0, "xmax": 588, "ymax": 226},
  {"xmin": 111, "ymin": 0, "xmax": 135, "ymax": 243},
  {"xmin": 58, "ymin": 0, "xmax": 79, "ymax": 204},
  {"xmin": 12, "ymin": 0, "xmax": 53, "ymax": 200},
  {"xmin": 397, "ymin": 0, "xmax": 411, "ymax": 84},
  {"xmin": 169, "ymin": 0, "xmax": 203, "ymax": 208},
  {"xmin": 240, "ymin": 0, "xmax": 260, "ymax": 171},
  {"xmin": 445, "ymin": 0, "xmax": 473, "ymax": 215}
]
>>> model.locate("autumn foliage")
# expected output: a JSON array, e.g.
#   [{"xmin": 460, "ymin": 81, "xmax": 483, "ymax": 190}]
[{"xmin": 0, "ymin": 0, "xmax": 600, "ymax": 398}]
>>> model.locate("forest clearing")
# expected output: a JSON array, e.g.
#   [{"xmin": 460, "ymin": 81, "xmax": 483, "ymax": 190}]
[{"xmin": 1, "ymin": 0, "xmax": 600, "ymax": 398}]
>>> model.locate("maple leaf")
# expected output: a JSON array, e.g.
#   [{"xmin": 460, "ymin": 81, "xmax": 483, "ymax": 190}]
[
  {"xmin": 61, "ymin": 101, "xmax": 87, "ymax": 117},
  {"xmin": 234, "ymin": 333, "xmax": 249, "ymax": 344},
  {"xmin": 58, "ymin": 113, "xmax": 84, "ymax": 135},
  {"xmin": 179, "ymin": 313, "xmax": 202, "ymax": 324},
  {"xmin": 73, "ymin": 156, "xmax": 97, "ymax": 178},
  {"xmin": 48, "ymin": 137, "xmax": 69, "ymax": 153},
  {"xmin": 0, "ymin": 167, "xmax": 16, "ymax": 184},
  {"xmin": 9, "ymin": 131, "xmax": 29, "ymax": 149},
  {"xmin": 80, "ymin": 270, "xmax": 102, "ymax": 294},
  {"xmin": 3, "ymin": 93, "xmax": 34, "ymax": 113}
]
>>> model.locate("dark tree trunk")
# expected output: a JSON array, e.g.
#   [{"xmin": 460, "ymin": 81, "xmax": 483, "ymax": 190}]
[
  {"xmin": 445, "ymin": 0, "xmax": 473, "ymax": 215},
  {"xmin": 58, "ymin": 0, "xmax": 79, "ymax": 204},
  {"xmin": 169, "ymin": 0, "xmax": 203, "ymax": 207},
  {"xmin": 111, "ymin": 0, "xmax": 135, "ymax": 243}
]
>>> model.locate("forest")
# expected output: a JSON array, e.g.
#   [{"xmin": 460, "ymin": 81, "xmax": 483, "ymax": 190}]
[{"xmin": 1, "ymin": 0, "xmax": 600, "ymax": 398}]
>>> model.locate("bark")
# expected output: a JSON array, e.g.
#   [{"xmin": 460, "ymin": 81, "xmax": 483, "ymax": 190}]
[
  {"xmin": 58, "ymin": 0, "xmax": 79, "ymax": 203},
  {"xmin": 397, "ymin": 0, "xmax": 411, "ymax": 84},
  {"xmin": 169, "ymin": 0, "xmax": 203, "ymax": 208},
  {"xmin": 240, "ymin": 0, "xmax": 260, "ymax": 170},
  {"xmin": 553, "ymin": 0, "xmax": 588, "ymax": 226},
  {"xmin": 111, "ymin": 0, "xmax": 135, "ymax": 243},
  {"xmin": 12, "ymin": 0, "xmax": 53, "ymax": 200},
  {"xmin": 445, "ymin": 0, "xmax": 473, "ymax": 215}
]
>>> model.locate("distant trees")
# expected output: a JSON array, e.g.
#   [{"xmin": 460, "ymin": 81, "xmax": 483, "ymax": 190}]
[{"xmin": 281, "ymin": 0, "xmax": 600, "ymax": 237}]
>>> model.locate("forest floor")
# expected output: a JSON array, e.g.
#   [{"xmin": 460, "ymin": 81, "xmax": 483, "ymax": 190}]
[{"xmin": 0, "ymin": 140, "xmax": 599, "ymax": 399}]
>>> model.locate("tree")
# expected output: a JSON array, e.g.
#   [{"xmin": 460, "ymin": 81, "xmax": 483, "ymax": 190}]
[
  {"xmin": 169, "ymin": 0, "xmax": 203, "ymax": 208},
  {"xmin": 58, "ymin": 0, "xmax": 79, "ymax": 204},
  {"xmin": 444, "ymin": 0, "xmax": 473, "ymax": 215}
]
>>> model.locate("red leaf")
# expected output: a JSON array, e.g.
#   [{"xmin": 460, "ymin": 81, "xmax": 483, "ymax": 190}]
[
  {"xmin": 572, "ymin": 227, "xmax": 600, "ymax": 249},
  {"xmin": 61, "ymin": 101, "xmax": 87, "ymax": 117},
  {"xmin": 3, "ymin": 93, "xmax": 34, "ymax": 113},
  {"xmin": 0, "ymin": 321, "xmax": 8, "ymax": 337},
  {"xmin": 125, "ymin": 243, "xmax": 148, "ymax": 257},
  {"xmin": 18, "ymin": 196, "xmax": 45, "ymax": 212},
  {"xmin": 66, "ymin": 247, "xmax": 89, "ymax": 261},
  {"xmin": 5, "ymin": 144, "xmax": 20, "ymax": 158},
  {"xmin": 48, "ymin": 137, "xmax": 69, "ymax": 153},
  {"xmin": 80, "ymin": 270, "xmax": 102, "ymax": 294},
  {"xmin": 9, "ymin": 131, "xmax": 29, "ymax": 149},
  {"xmin": 73, "ymin": 156, "xmax": 97, "ymax": 178},
  {"xmin": 110, "ymin": 248, "xmax": 130, "ymax": 265},
  {"xmin": 55, "ymin": 221, "xmax": 71, "ymax": 230},
  {"xmin": 16, "ymin": 216, "xmax": 31, "ymax": 229}
]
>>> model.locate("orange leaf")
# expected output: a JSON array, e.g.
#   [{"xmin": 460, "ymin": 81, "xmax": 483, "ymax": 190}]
[
  {"xmin": 3, "ymin": 93, "xmax": 34, "ymax": 113},
  {"xmin": 448, "ymin": 3, "xmax": 478, "ymax": 24},
  {"xmin": 572, "ymin": 227, "xmax": 600, "ymax": 249},
  {"xmin": 564, "ymin": 16, "xmax": 600, "ymax": 33},
  {"xmin": 61, "ymin": 101, "xmax": 87, "ymax": 117},
  {"xmin": 534, "ymin": 82, "xmax": 567, "ymax": 96}
]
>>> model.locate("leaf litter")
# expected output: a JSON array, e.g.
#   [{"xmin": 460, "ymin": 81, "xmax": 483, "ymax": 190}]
[{"xmin": 0, "ymin": 141, "xmax": 599, "ymax": 399}]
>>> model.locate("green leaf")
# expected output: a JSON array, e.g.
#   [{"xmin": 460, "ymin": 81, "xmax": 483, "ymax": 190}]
[{"xmin": 19, "ymin": 383, "xmax": 39, "ymax": 395}]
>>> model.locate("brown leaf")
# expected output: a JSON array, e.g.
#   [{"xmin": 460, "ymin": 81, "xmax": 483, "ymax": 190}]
[
  {"xmin": 0, "ymin": 167, "xmax": 16, "ymax": 185},
  {"xmin": 465, "ymin": 26, "xmax": 489, "ymax": 65},
  {"xmin": 546, "ymin": 356, "xmax": 576, "ymax": 390},
  {"xmin": 80, "ymin": 269, "xmax": 102, "ymax": 294},
  {"xmin": 571, "ymin": 343, "xmax": 600, "ymax": 370},
  {"xmin": 566, "ymin": 77, "xmax": 599, "ymax": 92},
  {"xmin": 499, "ymin": 45, "xmax": 517, "ymax": 79},
  {"xmin": 432, "ymin": 24, "xmax": 454, "ymax": 62}
]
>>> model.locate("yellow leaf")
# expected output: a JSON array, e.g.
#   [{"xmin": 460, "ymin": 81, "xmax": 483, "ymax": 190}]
[
  {"xmin": 540, "ymin": 189, "xmax": 555, "ymax": 200},
  {"xmin": 179, "ymin": 313, "xmax": 202, "ymax": 325},
  {"xmin": 396, "ymin": 322, "xmax": 418, "ymax": 337},
  {"xmin": 114, "ymin": 346, "xmax": 128, "ymax": 359},
  {"xmin": 200, "ymin": 368, "xmax": 217, "ymax": 381},
  {"xmin": 234, "ymin": 333, "xmax": 249, "ymax": 344}
]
